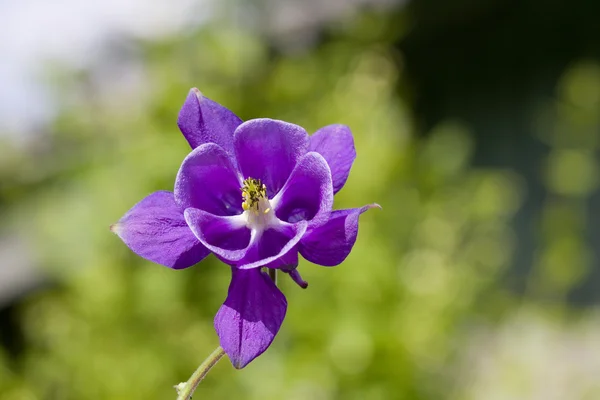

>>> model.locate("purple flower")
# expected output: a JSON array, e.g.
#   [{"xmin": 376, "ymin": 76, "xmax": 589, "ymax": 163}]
[{"xmin": 111, "ymin": 88, "xmax": 378, "ymax": 368}]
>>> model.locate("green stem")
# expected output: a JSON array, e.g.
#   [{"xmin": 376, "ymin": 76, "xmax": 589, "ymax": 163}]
[
  {"xmin": 175, "ymin": 346, "xmax": 226, "ymax": 400},
  {"xmin": 268, "ymin": 268, "xmax": 277, "ymax": 284}
]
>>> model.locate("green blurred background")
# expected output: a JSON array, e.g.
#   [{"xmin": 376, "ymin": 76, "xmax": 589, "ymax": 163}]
[{"xmin": 1, "ymin": 0, "xmax": 600, "ymax": 399}]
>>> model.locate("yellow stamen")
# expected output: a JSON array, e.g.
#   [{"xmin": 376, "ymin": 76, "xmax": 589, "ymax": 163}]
[
  {"xmin": 240, "ymin": 177, "xmax": 276, "ymax": 230},
  {"xmin": 240, "ymin": 177, "xmax": 267, "ymax": 211}
]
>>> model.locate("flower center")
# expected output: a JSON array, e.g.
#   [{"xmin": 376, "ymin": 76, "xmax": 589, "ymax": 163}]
[{"xmin": 241, "ymin": 177, "xmax": 276, "ymax": 230}]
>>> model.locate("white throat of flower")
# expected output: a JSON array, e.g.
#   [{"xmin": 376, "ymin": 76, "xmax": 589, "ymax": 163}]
[{"xmin": 241, "ymin": 177, "xmax": 277, "ymax": 232}]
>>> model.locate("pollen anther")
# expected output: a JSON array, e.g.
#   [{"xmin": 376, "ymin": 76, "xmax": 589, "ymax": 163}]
[
  {"xmin": 241, "ymin": 177, "xmax": 276, "ymax": 230},
  {"xmin": 241, "ymin": 177, "xmax": 267, "ymax": 211}
]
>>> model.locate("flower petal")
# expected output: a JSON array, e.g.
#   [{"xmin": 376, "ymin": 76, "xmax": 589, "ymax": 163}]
[
  {"xmin": 237, "ymin": 221, "xmax": 307, "ymax": 270},
  {"xmin": 215, "ymin": 267, "xmax": 287, "ymax": 369},
  {"xmin": 174, "ymin": 143, "xmax": 243, "ymax": 216},
  {"xmin": 309, "ymin": 124, "xmax": 356, "ymax": 194},
  {"xmin": 234, "ymin": 119, "xmax": 309, "ymax": 197},
  {"xmin": 111, "ymin": 191, "xmax": 209, "ymax": 269},
  {"xmin": 184, "ymin": 208, "xmax": 251, "ymax": 263},
  {"xmin": 299, "ymin": 204, "xmax": 380, "ymax": 266},
  {"xmin": 286, "ymin": 268, "xmax": 308, "ymax": 289},
  {"xmin": 177, "ymin": 88, "xmax": 242, "ymax": 159},
  {"xmin": 271, "ymin": 152, "xmax": 333, "ymax": 228}
]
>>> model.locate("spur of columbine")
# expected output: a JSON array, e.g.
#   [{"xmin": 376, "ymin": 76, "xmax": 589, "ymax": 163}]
[{"xmin": 111, "ymin": 88, "xmax": 378, "ymax": 368}]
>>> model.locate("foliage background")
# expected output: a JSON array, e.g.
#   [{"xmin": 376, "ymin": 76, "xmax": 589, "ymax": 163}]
[{"xmin": 1, "ymin": 1, "xmax": 600, "ymax": 399}]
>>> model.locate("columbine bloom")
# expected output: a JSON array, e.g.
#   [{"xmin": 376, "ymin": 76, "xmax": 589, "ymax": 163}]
[{"xmin": 111, "ymin": 88, "xmax": 378, "ymax": 368}]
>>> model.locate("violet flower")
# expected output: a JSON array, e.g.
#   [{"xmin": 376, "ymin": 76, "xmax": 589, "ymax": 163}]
[{"xmin": 111, "ymin": 88, "xmax": 378, "ymax": 368}]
